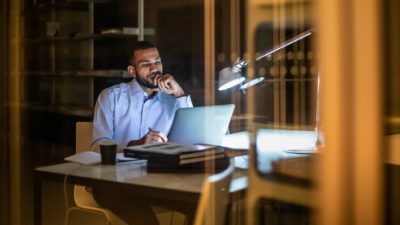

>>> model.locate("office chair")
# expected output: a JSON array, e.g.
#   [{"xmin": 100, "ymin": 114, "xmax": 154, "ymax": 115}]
[
  {"xmin": 193, "ymin": 159, "xmax": 235, "ymax": 225},
  {"xmin": 64, "ymin": 121, "xmax": 126, "ymax": 225}
]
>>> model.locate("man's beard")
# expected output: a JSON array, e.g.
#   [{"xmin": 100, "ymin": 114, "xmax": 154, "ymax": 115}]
[{"xmin": 135, "ymin": 71, "xmax": 162, "ymax": 89}]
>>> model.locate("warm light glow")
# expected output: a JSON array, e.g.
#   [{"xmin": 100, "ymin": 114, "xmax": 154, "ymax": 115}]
[
  {"xmin": 256, "ymin": 129, "xmax": 317, "ymax": 152},
  {"xmin": 221, "ymin": 131, "xmax": 250, "ymax": 149}
]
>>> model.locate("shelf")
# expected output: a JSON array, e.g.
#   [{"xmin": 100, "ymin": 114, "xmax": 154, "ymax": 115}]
[
  {"xmin": 77, "ymin": 70, "xmax": 131, "ymax": 78},
  {"xmin": 23, "ymin": 29, "xmax": 155, "ymax": 44},
  {"xmin": 22, "ymin": 70, "xmax": 131, "ymax": 78},
  {"xmin": 34, "ymin": 0, "xmax": 109, "ymax": 9},
  {"xmin": 36, "ymin": 0, "xmax": 109, "ymax": 3},
  {"xmin": 22, "ymin": 103, "xmax": 93, "ymax": 117},
  {"xmin": 24, "ymin": 28, "xmax": 155, "ymax": 44}
]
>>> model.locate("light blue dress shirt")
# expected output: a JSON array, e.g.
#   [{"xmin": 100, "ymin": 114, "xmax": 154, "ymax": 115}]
[{"xmin": 92, "ymin": 80, "xmax": 193, "ymax": 148}]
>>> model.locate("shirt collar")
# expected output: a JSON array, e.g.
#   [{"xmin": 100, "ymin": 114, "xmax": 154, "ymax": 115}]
[
  {"xmin": 130, "ymin": 80, "xmax": 163, "ymax": 102},
  {"xmin": 130, "ymin": 80, "xmax": 143, "ymax": 96}
]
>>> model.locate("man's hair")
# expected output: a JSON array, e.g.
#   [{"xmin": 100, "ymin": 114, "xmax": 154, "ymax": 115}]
[{"xmin": 130, "ymin": 41, "xmax": 156, "ymax": 65}]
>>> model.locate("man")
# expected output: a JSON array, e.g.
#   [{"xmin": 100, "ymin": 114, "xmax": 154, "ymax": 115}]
[
  {"xmin": 91, "ymin": 41, "xmax": 193, "ymax": 225},
  {"xmin": 92, "ymin": 40, "xmax": 193, "ymax": 150}
]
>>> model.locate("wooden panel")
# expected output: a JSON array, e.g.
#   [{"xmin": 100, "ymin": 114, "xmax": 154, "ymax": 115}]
[
  {"xmin": 317, "ymin": 0, "xmax": 383, "ymax": 225},
  {"xmin": 204, "ymin": 0, "xmax": 216, "ymax": 105}
]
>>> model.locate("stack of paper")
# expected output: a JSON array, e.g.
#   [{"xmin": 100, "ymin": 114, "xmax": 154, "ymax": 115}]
[
  {"xmin": 64, "ymin": 151, "xmax": 101, "ymax": 165},
  {"xmin": 64, "ymin": 152, "xmax": 139, "ymax": 165}
]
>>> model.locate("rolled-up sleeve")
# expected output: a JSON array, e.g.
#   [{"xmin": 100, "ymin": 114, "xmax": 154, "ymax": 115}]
[{"xmin": 176, "ymin": 95, "xmax": 193, "ymax": 108}]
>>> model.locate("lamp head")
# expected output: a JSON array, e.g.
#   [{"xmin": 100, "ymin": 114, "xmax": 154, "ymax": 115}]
[
  {"xmin": 239, "ymin": 77, "xmax": 265, "ymax": 90},
  {"xmin": 218, "ymin": 67, "xmax": 245, "ymax": 91}
]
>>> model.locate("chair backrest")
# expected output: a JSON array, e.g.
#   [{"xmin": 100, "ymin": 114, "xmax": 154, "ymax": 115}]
[
  {"xmin": 193, "ymin": 159, "xmax": 235, "ymax": 225},
  {"xmin": 76, "ymin": 122, "xmax": 93, "ymax": 153},
  {"xmin": 74, "ymin": 121, "xmax": 100, "ymax": 207}
]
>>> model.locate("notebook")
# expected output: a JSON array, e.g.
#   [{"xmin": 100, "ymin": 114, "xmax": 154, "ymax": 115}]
[{"xmin": 167, "ymin": 104, "xmax": 235, "ymax": 146}]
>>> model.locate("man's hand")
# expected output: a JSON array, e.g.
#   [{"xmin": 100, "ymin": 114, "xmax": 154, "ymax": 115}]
[
  {"xmin": 152, "ymin": 73, "xmax": 185, "ymax": 98},
  {"xmin": 144, "ymin": 128, "xmax": 168, "ymax": 144},
  {"xmin": 127, "ymin": 128, "xmax": 168, "ymax": 146}
]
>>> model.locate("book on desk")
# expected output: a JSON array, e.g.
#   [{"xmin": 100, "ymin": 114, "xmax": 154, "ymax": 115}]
[{"xmin": 124, "ymin": 142, "xmax": 229, "ymax": 172}]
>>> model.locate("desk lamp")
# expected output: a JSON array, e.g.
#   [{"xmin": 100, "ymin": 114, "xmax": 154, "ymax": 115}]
[
  {"xmin": 218, "ymin": 29, "xmax": 314, "ymax": 91},
  {"xmin": 219, "ymin": 29, "xmax": 322, "ymax": 153}
]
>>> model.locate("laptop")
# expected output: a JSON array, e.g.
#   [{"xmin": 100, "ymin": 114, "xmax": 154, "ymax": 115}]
[{"xmin": 167, "ymin": 104, "xmax": 235, "ymax": 146}]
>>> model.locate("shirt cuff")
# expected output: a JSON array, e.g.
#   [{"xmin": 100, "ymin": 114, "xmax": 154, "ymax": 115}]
[{"xmin": 176, "ymin": 95, "xmax": 193, "ymax": 107}]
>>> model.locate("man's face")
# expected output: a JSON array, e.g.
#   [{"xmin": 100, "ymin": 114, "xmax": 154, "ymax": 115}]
[{"xmin": 132, "ymin": 47, "xmax": 163, "ymax": 89}]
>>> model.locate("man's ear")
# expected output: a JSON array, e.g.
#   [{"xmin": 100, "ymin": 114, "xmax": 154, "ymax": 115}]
[{"xmin": 127, "ymin": 65, "xmax": 136, "ymax": 78}]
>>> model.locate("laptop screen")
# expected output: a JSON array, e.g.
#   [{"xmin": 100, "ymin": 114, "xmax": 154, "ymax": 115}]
[{"xmin": 167, "ymin": 104, "xmax": 235, "ymax": 145}]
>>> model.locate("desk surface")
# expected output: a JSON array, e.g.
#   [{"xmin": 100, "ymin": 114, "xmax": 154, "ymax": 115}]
[
  {"xmin": 35, "ymin": 160, "xmax": 247, "ymax": 194},
  {"xmin": 34, "ymin": 160, "xmax": 247, "ymax": 225}
]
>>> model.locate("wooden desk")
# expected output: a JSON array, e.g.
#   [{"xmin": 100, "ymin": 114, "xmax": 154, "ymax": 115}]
[
  {"xmin": 33, "ymin": 160, "xmax": 247, "ymax": 225},
  {"xmin": 34, "ymin": 128, "xmax": 318, "ymax": 225}
]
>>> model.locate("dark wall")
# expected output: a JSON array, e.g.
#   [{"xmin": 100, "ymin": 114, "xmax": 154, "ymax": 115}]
[{"xmin": 156, "ymin": 4, "xmax": 204, "ymax": 106}]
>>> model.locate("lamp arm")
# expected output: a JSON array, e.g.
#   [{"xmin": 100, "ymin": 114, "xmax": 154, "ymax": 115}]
[
  {"xmin": 231, "ymin": 29, "xmax": 314, "ymax": 73},
  {"xmin": 255, "ymin": 29, "xmax": 313, "ymax": 61}
]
